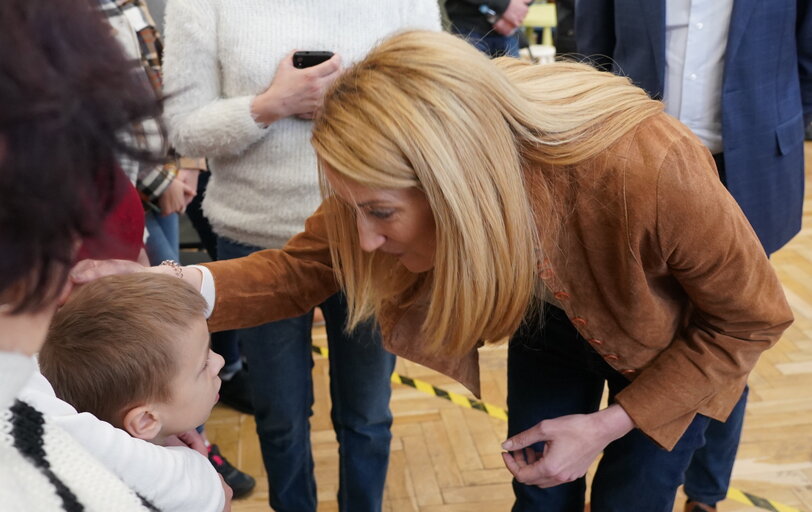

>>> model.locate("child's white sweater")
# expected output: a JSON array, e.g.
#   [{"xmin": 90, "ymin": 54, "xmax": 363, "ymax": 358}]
[{"xmin": 16, "ymin": 358, "xmax": 224, "ymax": 512}]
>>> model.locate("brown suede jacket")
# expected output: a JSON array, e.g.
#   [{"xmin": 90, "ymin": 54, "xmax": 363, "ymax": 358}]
[{"xmin": 203, "ymin": 113, "xmax": 793, "ymax": 450}]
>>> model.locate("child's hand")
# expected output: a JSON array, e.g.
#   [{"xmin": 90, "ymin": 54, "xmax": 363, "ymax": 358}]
[{"xmin": 164, "ymin": 429, "xmax": 207, "ymax": 457}]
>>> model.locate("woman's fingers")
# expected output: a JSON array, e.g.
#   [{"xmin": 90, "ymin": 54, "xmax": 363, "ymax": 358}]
[
  {"xmin": 70, "ymin": 258, "xmax": 144, "ymax": 284},
  {"xmin": 502, "ymin": 420, "xmax": 550, "ymax": 451}
]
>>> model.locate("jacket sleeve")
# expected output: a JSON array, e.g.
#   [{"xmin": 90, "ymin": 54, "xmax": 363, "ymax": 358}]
[
  {"xmin": 204, "ymin": 202, "xmax": 339, "ymax": 333},
  {"xmin": 613, "ymin": 137, "xmax": 794, "ymax": 450},
  {"xmin": 574, "ymin": 0, "xmax": 616, "ymax": 71},
  {"xmin": 137, "ymin": 162, "xmax": 176, "ymax": 202}
]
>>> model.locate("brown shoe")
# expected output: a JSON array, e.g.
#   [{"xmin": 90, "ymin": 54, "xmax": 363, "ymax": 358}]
[{"xmin": 684, "ymin": 500, "xmax": 717, "ymax": 512}]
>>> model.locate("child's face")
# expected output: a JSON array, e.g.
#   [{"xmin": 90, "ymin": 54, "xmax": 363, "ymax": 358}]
[{"xmin": 156, "ymin": 316, "xmax": 224, "ymax": 437}]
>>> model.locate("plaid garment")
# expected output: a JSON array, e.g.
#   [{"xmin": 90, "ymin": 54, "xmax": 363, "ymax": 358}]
[{"xmin": 97, "ymin": 0, "xmax": 206, "ymax": 203}]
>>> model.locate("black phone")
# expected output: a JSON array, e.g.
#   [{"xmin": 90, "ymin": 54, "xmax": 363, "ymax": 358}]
[{"xmin": 292, "ymin": 51, "xmax": 334, "ymax": 69}]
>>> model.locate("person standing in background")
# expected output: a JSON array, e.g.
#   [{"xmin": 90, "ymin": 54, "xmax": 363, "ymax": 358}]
[
  {"xmin": 576, "ymin": 2, "xmax": 811, "ymax": 511},
  {"xmin": 161, "ymin": 2, "xmax": 442, "ymax": 511},
  {"xmin": 446, "ymin": 0, "xmax": 533, "ymax": 57},
  {"xmin": 554, "ymin": 0, "xmax": 576, "ymax": 55},
  {"xmin": 97, "ymin": 0, "xmax": 200, "ymax": 266}
]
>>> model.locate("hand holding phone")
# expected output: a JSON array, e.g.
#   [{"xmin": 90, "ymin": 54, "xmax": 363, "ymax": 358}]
[
  {"xmin": 251, "ymin": 50, "xmax": 341, "ymax": 124},
  {"xmin": 293, "ymin": 51, "xmax": 335, "ymax": 69}
]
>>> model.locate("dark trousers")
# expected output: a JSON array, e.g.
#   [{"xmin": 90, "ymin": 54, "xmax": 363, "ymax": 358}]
[{"xmin": 508, "ymin": 304, "xmax": 712, "ymax": 511}]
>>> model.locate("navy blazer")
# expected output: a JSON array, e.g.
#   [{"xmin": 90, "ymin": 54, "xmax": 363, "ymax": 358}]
[{"xmin": 576, "ymin": 0, "xmax": 812, "ymax": 254}]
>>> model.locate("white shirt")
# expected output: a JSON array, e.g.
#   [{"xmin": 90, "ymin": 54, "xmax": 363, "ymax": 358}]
[{"xmin": 664, "ymin": 0, "xmax": 733, "ymax": 153}]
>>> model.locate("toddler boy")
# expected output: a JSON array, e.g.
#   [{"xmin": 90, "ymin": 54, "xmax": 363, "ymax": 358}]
[{"xmin": 40, "ymin": 273, "xmax": 224, "ymax": 444}]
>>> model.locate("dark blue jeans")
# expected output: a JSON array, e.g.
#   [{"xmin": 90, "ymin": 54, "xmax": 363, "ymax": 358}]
[
  {"xmin": 684, "ymin": 388, "xmax": 747, "ymax": 504},
  {"xmin": 508, "ymin": 304, "xmax": 711, "ymax": 512},
  {"xmin": 451, "ymin": 27, "xmax": 520, "ymax": 58},
  {"xmin": 218, "ymin": 237, "xmax": 395, "ymax": 512}
]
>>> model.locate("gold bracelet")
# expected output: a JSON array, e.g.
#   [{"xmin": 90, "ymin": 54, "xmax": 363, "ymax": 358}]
[{"xmin": 160, "ymin": 259, "xmax": 183, "ymax": 279}]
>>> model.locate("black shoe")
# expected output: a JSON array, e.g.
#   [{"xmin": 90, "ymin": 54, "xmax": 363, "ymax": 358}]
[
  {"xmin": 218, "ymin": 368, "xmax": 254, "ymax": 415},
  {"xmin": 207, "ymin": 444, "xmax": 256, "ymax": 499}
]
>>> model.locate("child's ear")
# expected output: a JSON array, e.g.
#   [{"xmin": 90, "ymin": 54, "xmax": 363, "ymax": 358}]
[{"xmin": 121, "ymin": 405, "xmax": 163, "ymax": 441}]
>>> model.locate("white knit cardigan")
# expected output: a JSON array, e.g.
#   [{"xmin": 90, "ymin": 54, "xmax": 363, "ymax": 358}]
[
  {"xmin": 162, "ymin": 0, "xmax": 442, "ymax": 249},
  {"xmin": 0, "ymin": 353, "xmax": 150, "ymax": 512}
]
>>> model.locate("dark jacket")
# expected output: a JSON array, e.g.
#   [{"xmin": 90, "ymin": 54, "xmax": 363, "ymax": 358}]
[{"xmin": 576, "ymin": 0, "xmax": 812, "ymax": 255}]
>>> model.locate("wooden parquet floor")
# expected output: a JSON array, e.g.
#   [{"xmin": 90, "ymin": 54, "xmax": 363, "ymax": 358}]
[{"xmin": 209, "ymin": 143, "xmax": 812, "ymax": 512}]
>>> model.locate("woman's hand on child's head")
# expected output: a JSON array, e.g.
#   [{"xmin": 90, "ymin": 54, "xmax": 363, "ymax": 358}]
[
  {"xmin": 64, "ymin": 258, "xmax": 146, "ymax": 304},
  {"xmin": 69, "ymin": 258, "xmax": 144, "ymax": 283}
]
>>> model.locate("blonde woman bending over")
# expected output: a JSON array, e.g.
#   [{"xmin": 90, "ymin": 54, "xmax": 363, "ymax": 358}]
[{"xmin": 75, "ymin": 30, "xmax": 792, "ymax": 512}]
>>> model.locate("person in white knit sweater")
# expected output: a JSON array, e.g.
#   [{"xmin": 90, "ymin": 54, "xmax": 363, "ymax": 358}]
[{"xmin": 162, "ymin": 1, "xmax": 441, "ymax": 510}]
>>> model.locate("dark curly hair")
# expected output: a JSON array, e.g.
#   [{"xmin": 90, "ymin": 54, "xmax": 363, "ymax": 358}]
[{"xmin": 0, "ymin": 0, "xmax": 163, "ymax": 312}]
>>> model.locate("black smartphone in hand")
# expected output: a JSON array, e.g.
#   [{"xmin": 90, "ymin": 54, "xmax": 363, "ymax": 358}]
[{"xmin": 293, "ymin": 51, "xmax": 334, "ymax": 69}]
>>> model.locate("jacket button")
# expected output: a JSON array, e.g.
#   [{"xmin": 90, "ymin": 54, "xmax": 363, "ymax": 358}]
[
  {"xmin": 554, "ymin": 291, "xmax": 570, "ymax": 300},
  {"xmin": 588, "ymin": 338, "xmax": 603, "ymax": 345},
  {"xmin": 571, "ymin": 316, "xmax": 587, "ymax": 327},
  {"xmin": 603, "ymin": 353, "xmax": 619, "ymax": 361}
]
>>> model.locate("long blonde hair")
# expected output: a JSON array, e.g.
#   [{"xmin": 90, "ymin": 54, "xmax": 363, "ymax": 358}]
[{"xmin": 311, "ymin": 30, "xmax": 661, "ymax": 356}]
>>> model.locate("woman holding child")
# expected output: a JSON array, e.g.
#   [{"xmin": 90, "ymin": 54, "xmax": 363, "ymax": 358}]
[
  {"xmin": 0, "ymin": 0, "xmax": 230, "ymax": 509},
  {"xmin": 78, "ymin": 31, "xmax": 793, "ymax": 511}
]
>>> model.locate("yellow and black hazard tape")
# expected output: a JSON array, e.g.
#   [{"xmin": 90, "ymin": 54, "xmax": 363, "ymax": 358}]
[
  {"xmin": 311, "ymin": 344, "xmax": 508, "ymax": 421},
  {"xmin": 312, "ymin": 344, "xmax": 803, "ymax": 512},
  {"xmin": 389, "ymin": 372, "xmax": 509, "ymax": 422},
  {"xmin": 726, "ymin": 488, "xmax": 801, "ymax": 512}
]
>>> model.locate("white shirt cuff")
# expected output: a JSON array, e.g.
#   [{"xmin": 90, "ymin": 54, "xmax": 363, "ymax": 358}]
[{"xmin": 189, "ymin": 265, "xmax": 216, "ymax": 318}]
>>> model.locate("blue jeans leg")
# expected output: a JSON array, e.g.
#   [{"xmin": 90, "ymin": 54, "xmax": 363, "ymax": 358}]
[
  {"xmin": 210, "ymin": 237, "xmax": 241, "ymax": 370},
  {"xmin": 591, "ymin": 410, "xmax": 709, "ymax": 512},
  {"xmin": 508, "ymin": 305, "xmax": 711, "ymax": 512},
  {"xmin": 451, "ymin": 28, "xmax": 520, "ymax": 58},
  {"xmin": 683, "ymin": 387, "xmax": 748, "ymax": 505},
  {"xmin": 508, "ymin": 309, "xmax": 604, "ymax": 512},
  {"xmin": 321, "ymin": 293, "xmax": 395, "ymax": 512},
  {"xmin": 144, "ymin": 210, "xmax": 179, "ymax": 264},
  {"xmin": 216, "ymin": 237, "xmax": 394, "ymax": 512},
  {"xmin": 217, "ymin": 237, "xmax": 316, "ymax": 512},
  {"xmin": 242, "ymin": 311, "xmax": 317, "ymax": 512}
]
